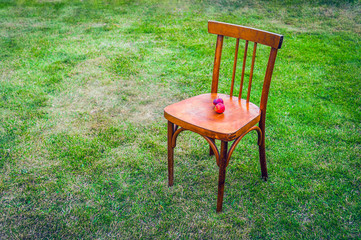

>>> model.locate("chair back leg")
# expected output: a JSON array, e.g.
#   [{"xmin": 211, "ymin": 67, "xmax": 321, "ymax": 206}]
[
  {"xmin": 259, "ymin": 141, "xmax": 268, "ymax": 180},
  {"xmin": 258, "ymin": 118, "xmax": 268, "ymax": 180}
]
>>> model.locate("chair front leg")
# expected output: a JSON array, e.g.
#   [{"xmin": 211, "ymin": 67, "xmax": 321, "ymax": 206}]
[
  {"xmin": 216, "ymin": 140, "xmax": 228, "ymax": 212},
  {"xmin": 167, "ymin": 121, "xmax": 175, "ymax": 186}
]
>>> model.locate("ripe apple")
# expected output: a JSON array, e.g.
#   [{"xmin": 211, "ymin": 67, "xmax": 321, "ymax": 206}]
[
  {"xmin": 214, "ymin": 103, "xmax": 225, "ymax": 114},
  {"xmin": 213, "ymin": 97, "xmax": 224, "ymax": 106}
]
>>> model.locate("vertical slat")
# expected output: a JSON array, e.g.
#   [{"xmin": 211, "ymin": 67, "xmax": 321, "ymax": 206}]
[
  {"xmin": 230, "ymin": 38, "xmax": 240, "ymax": 96},
  {"xmin": 246, "ymin": 42, "xmax": 257, "ymax": 103},
  {"xmin": 211, "ymin": 35, "xmax": 224, "ymax": 94},
  {"xmin": 238, "ymin": 40, "xmax": 248, "ymax": 99}
]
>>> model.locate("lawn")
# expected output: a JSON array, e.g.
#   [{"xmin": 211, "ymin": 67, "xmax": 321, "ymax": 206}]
[{"xmin": 0, "ymin": 0, "xmax": 360, "ymax": 238}]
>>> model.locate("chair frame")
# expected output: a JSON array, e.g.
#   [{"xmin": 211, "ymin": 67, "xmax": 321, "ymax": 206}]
[{"xmin": 165, "ymin": 21, "xmax": 283, "ymax": 212}]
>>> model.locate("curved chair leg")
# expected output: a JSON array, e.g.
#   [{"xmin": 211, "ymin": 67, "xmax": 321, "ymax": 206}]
[
  {"xmin": 209, "ymin": 138, "xmax": 215, "ymax": 156},
  {"xmin": 168, "ymin": 121, "xmax": 175, "ymax": 186},
  {"xmin": 216, "ymin": 141, "xmax": 228, "ymax": 212}
]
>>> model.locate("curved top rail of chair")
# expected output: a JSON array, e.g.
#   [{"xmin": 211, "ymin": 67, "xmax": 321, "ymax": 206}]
[{"xmin": 208, "ymin": 20, "xmax": 283, "ymax": 49}]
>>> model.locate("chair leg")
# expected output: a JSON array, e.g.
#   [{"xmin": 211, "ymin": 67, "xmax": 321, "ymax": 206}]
[
  {"xmin": 209, "ymin": 138, "xmax": 215, "ymax": 156},
  {"xmin": 167, "ymin": 121, "xmax": 174, "ymax": 186},
  {"xmin": 216, "ymin": 141, "xmax": 228, "ymax": 212},
  {"xmin": 259, "ymin": 133, "xmax": 268, "ymax": 181}
]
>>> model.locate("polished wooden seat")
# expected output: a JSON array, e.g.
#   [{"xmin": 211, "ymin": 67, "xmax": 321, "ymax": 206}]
[
  {"xmin": 164, "ymin": 93, "xmax": 260, "ymax": 141},
  {"xmin": 164, "ymin": 20, "xmax": 283, "ymax": 212}
]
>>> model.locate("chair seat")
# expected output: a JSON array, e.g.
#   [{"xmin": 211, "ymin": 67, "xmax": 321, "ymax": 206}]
[{"xmin": 164, "ymin": 93, "xmax": 261, "ymax": 141}]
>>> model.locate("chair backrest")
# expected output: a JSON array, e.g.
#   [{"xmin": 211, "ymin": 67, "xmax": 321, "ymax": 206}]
[{"xmin": 208, "ymin": 20, "xmax": 283, "ymax": 113}]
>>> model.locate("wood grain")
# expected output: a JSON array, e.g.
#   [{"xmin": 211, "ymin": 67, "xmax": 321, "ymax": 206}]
[
  {"xmin": 208, "ymin": 20, "xmax": 283, "ymax": 49},
  {"xmin": 211, "ymin": 35, "xmax": 224, "ymax": 93},
  {"xmin": 230, "ymin": 38, "xmax": 240, "ymax": 96},
  {"xmin": 164, "ymin": 93, "xmax": 260, "ymax": 141},
  {"xmin": 239, "ymin": 40, "xmax": 248, "ymax": 100},
  {"xmin": 247, "ymin": 42, "xmax": 257, "ymax": 103}
]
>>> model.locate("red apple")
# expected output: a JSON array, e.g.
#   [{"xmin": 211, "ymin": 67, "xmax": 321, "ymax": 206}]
[
  {"xmin": 213, "ymin": 97, "xmax": 224, "ymax": 105},
  {"xmin": 214, "ymin": 103, "xmax": 225, "ymax": 114}
]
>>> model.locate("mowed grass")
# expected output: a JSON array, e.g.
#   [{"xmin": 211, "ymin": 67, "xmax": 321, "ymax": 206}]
[{"xmin": 0, "ymin": 0, "xmax": 360, "ymax": 238}]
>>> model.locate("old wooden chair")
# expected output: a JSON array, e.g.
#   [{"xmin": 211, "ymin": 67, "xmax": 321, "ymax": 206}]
[{"xmin": 164, "ymin": 21, "xmax": 283, "ymax": 212}]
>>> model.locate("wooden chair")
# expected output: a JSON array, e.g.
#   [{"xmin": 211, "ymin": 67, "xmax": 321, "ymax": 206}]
[{"xmin": 164, "ymin": 21, "xmax": 283, "ymax": 212}]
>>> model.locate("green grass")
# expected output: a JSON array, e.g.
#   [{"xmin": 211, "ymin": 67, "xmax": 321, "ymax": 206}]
[{"xmin": 0, "ymin": 0, "xmax": 360, "ymax": 238}]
